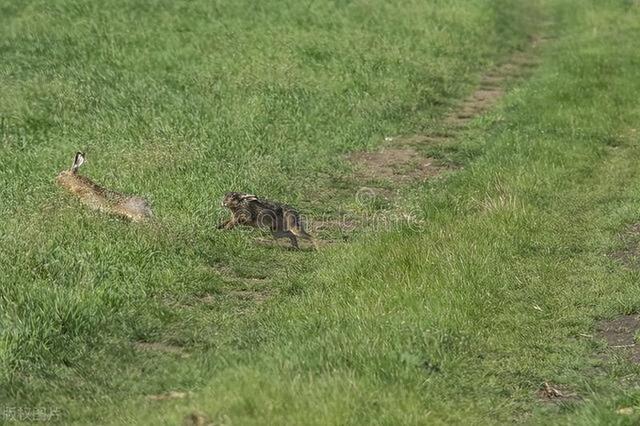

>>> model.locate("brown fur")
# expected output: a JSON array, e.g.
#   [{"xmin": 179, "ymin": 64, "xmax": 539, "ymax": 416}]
[
  {"xmin": 218, "ymin": 192, "xmax": 316, "ymax": 249},
  {"xmin": 56, "ymin": 152, "xmax": 153, "ymax": 222}
]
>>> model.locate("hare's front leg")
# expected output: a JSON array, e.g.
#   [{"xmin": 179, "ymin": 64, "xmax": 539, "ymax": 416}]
[{"xmin": 217, "ymin": 217, "xmax": 237, "ymax": 230}]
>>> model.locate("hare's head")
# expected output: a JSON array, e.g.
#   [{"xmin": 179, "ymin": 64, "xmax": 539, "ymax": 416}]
[
  {"xmin": 71, "ymin": 152, "xmax": 85, "ymax": 172},
  {"xmin": 222, "ymin": 192, "xmax": 257, "ymax": 209},
  {"xmin": 56, "ymin": 152, "xmax": 86, "ymax": 182}
]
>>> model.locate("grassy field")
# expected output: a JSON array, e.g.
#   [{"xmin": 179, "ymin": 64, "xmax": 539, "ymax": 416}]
[{"xmin": 2, "ymin": 0, "xmax": 640, "ymax": 424}]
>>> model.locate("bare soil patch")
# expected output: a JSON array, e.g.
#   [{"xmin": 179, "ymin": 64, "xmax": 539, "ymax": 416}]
[
  {"xmin": 444, "ymin": 50, "xmax": 538, "ymax": 129},
  {"xmin": 348, "ymin": 147, "xmax": 449, "ymax": 184},
  {"xmin": 444, "ymin": 85, "xmax": 505, "ymax": 128},
  {"xmin": 596, "ymin": 315, "xmax": 640, "ymax": 364},
  {"xmin": 537, "ymin": 382, "xmax": 580, "ymax": 404},
  {"xmin": 610, "ymin": 223, "xmax": 640, "ymax": 268}
]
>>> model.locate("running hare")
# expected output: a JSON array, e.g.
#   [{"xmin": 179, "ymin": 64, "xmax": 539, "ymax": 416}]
[
  {"xmin": 218, "ymin": 192, "xmax": 316, "ymax": 249},
  {"xmin": 56, "ymin": 152, "xmax": 153, "ymax": 222}
]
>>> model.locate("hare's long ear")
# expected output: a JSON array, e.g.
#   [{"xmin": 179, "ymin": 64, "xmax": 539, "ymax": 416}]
[
  {"xmin": 71, "ymin": 152, "xmax": 85, "ymax": 173},
  {"xmin": 240, "ymin": 194, "xmax": 258, "ymax": 202}
]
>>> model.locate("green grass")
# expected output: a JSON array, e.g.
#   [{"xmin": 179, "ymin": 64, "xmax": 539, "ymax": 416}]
[{"xmin": 2, "ymin": 0, "xmax": 640, "ymax": 424}]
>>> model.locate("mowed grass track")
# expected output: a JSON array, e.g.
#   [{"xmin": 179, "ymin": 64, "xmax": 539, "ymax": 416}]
[{"xmin": 2, "ymin": 0, "xmax": 640, "ymax": 424}]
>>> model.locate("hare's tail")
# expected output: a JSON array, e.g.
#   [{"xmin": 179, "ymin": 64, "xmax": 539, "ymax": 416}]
[
  {"xmin": 116, "ymin": 197, "xmax": 153, "ymax": 222},
  {"xmin": 123, "ymin": 197, "xmax": 153, "ymax": 217}
]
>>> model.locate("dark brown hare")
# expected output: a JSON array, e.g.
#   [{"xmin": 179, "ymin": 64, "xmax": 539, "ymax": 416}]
[{"xmin": 218, "ymin": 192, "xmax": 317, "ymax": 249}]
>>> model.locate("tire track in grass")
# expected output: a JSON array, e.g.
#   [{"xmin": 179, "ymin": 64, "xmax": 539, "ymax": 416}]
[{"xmin": 348, "ymin": 34, "xmax": 547, "ymax": 195}]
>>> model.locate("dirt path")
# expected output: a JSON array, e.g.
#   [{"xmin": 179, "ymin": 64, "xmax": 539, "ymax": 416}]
[{"xmin": 348, "ymin": 35, "xmax": 545, "ymax": 189}]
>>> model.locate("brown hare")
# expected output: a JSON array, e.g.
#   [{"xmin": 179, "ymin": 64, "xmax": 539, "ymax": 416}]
[
  {"xmin": 218, "ymin": 192, "xmax": 317, "ymax": 249},
  {"xmin": 56, "ymin": 152, "xmax": 153, "ymax": 222}
]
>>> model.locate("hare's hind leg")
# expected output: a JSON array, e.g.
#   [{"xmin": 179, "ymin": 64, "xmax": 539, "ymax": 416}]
[
  {"xmin": 291, "ymin": 227, "xmax": 317, "ymax": 250},
  {"xmin": 288, "ymin": 234, "xmax": 300, "ymax": 249},
  {"xmin": 272, "ymin": 230, "xmax": 299, "ymax": 249}
]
